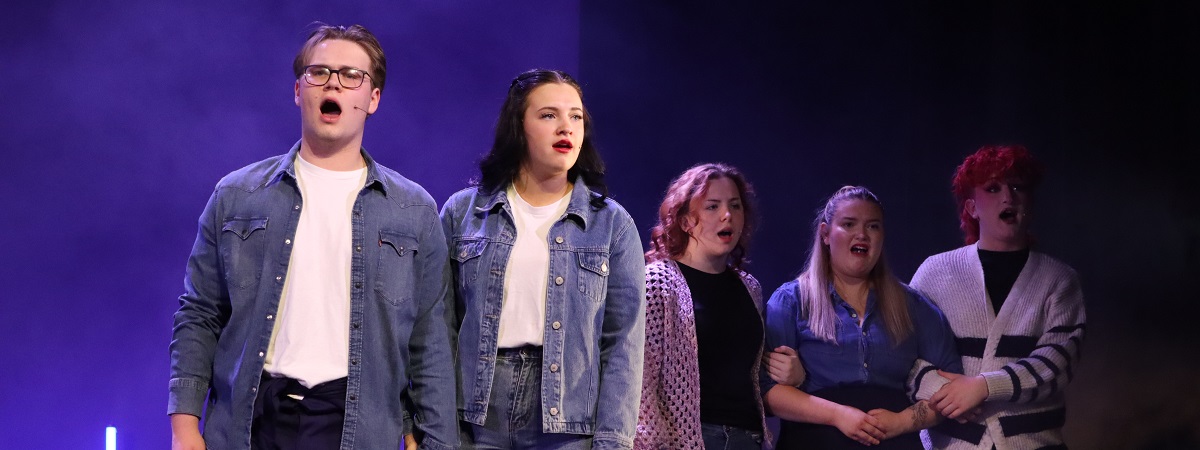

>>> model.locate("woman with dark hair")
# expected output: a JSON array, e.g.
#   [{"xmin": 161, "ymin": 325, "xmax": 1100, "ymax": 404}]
[
  {"xmin": 635, "ymin": 163, "xmax": 804, "ymax": 450},
  {"xmin": 440, "ymin": 69, "xmax": 646, "ymax": 449},
  {"xmin": 763, "ymin": 186, "xmax": 961, "ymax": 449},
  {"xmin": 908, "ymin": 145, "xmax": 1086, "ymax": 449}
]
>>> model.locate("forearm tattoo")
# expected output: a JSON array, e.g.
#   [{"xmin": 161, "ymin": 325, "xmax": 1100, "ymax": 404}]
[{"xmin": 911, "ymin": 401, "xmax": 931, "ymax": 429}]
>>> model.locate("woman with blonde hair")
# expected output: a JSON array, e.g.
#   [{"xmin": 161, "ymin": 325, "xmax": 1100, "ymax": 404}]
[
  {"xmin": 636, "ymin": 163, "xmax": 802, "ymax": 450},
  {"xmin": 763, "ymin": 186, "xmax": 961, "ymax": 449}
]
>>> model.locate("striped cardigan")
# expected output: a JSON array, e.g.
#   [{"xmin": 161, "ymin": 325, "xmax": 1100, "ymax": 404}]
[
  {"xmin": 908, "ymin": 244, "xmax": 1086, "ymax": 450},
  {"xmin": 635, "ymin": 259, "xmax": 770, "ymax": 450}
]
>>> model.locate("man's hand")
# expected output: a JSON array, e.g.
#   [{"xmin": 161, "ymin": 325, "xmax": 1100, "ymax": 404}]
[
  {"xmin": 930, "ymin": 370, "xmax": 988, "ymax": 421},
  {"xmin": 831, "ymin": 404, "xmax": 885, "ymax": 446},
  {"xmin": 170, "ymin": 414, "xmax": 205, "ymax": 450},
  {"xmin": 404, "ymin": 434, "xmax": 417, "ymax": 450},
  {"xmin": 764, "ymin": 346, "xmax": 805, "ymax": 386}
]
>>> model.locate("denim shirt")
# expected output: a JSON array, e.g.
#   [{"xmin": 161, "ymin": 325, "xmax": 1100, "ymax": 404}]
[
  {"xmin": 168, "ymin": 142, "xmax": 458, "ymax": 450},
  {"xmin": 440, "ymin": 178, "xmax": 647, "ymax": 449},
  {"xmin": 762, "ymin": 280, "xmax": 961, "ymax": 395}
]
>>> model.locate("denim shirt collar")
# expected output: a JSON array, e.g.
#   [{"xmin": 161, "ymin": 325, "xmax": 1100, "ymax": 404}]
[
  {"xmin": 267, "ymin": 140, "xmax": 389, "ymax": 195},
  {"xmin": 477, "ymin": 176, "xmax": 596, "ymax": 230},
  {"xmin": 827, "ymin": 282, "xmax": 879, "ymax": 315}
]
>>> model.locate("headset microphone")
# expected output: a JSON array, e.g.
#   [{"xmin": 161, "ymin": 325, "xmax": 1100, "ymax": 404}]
[{"xmin": 353, "ymin": 105, "xmax": 373, "ymax": 117}]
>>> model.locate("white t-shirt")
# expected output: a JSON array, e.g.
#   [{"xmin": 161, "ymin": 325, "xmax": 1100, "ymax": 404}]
[
  {"xmin": 263, "ymin": 155, "xmax": 366, "ymax": 388},
  {"xmin": 496, "ymin": 185, "xmax": 571, "ymax": 348}
]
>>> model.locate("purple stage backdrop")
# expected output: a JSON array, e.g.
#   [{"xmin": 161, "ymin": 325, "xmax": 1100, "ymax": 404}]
[{"xmin": 2, "ymin": 1, "xmax": 1198, "ymax": 449}]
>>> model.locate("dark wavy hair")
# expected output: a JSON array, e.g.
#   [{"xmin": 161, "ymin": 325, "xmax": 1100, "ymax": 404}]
[
  {"xmin": 645, "ymin": 163, "xmax": 757, "ymax": 270},
  {"xmin": 476, "ymin": 69, "xmax": 608, "ymax": 208},
  {"xmin": 951, "ymin": 144, "xmax": 1044, "ymax": 245}
]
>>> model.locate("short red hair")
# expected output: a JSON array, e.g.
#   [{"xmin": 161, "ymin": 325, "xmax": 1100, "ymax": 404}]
[{"xmin": 951, "ymin": 145, "xmax": 1043, "ymax": 244}]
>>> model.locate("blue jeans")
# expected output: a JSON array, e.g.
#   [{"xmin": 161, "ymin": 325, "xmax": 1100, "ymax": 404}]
[
  {"xmin": 701, "ymin": 422, "xmax": 762, "ymax": 450},
  {"xmin": 461, "ymin": 346, "xmax": 592, "ymax": 449}
]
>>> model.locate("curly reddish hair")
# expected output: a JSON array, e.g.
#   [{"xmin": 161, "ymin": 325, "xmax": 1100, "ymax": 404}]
[
  {"xmin": 646, "ymin": 163, "xmax": 757, "ymax": 269},
  {"xmin": 952, "ymin": 144, "xmax": 1044, "ymax": 244}
]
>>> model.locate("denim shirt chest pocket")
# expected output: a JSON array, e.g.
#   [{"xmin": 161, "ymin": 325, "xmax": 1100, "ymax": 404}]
[
  {"xmin": 574, "ymin": 250, "xmax": 610, "ymax": 302},
  {"xmin": 220, "ymin": 217, "xmax": 268, "ymax": 289},
  {"xmin": 376, "ymin": 230, "xmax": 420, "ymax": 307}
]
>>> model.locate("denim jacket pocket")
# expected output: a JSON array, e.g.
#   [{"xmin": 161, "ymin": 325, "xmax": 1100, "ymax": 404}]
[
  {"xmin": 220, "ymin": 217, "xmax": 268, "ymax": 289},
  {"xmin": 452, "ymin": 238, "xmax": 487, "ymax": 291},
  {"xmin": 575, "ymin": 250, "xmax": 610, "ymax": 302},
  {"xmin": 377, "ymin": 230, "xmax": 420, "ymax": 306}
]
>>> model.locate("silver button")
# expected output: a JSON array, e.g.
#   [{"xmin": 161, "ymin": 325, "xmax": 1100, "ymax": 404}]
[
  {"xmin": 554, "ymin": 276, "xmax": 564, "ymax": 285},
  {"xmin": 555, "ymin": 236, "xmax": 564, "ymax": 244},
  {"xmin": 552, "ymin": 321, "xmax": 561, "ymax": 330},
  {"xmin": 601, "ymin": 262, "xmax": 608, "ymax": 274},
  {"xmin": 266, "ymin": 314, "xmax": 274, "ymax": 320},
  {"xmin": 850, "ymin": 313, "xmax": 857, "ymax": 318},
  {"xmin": 275, "ymin": 276, "xmax": 282, "ymax": 281},
  {"xmin": 258, "ymin": 352, "xmax": 265, "ymax": 357},
  {"xmin": 550, "ymin": 363, "xmax": 559, "ymax": 372},
  {"xmin": 285, "ymin": 239, "xmax": 292, "ymax": 245},
  {"xmin": 293, "ymin": 205, "xmax": 300, "ymax": 210},
  {"xmin": 549, "ymin": 407, "xmax": 559, "ymax": 416},
  {"xmin": 863, "ymin": 362, "xmax": 868, "ymax": 368},
  {"xmin": 459, "ymin": 250, "xmax": 468, "ymax": 258},
  {"xmin": 355, "ymin": 246, "xmax": 362, "ymax": 253}
]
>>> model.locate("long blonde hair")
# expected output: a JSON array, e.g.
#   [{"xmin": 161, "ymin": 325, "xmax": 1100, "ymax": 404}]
[{"xmin": 797, "ymin": 186, "xmax": 912, "ymax": 344}]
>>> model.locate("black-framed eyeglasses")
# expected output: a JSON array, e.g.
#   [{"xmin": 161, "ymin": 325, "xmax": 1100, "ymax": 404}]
[{"xmin": 301, "ymin": 65, "xmax": 372, "ymax": 89}]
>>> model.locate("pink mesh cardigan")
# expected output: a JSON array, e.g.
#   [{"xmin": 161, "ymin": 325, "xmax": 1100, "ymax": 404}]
[{"xmin": 635, "ymin": 259, "xmax": 772, "ymax": 449}]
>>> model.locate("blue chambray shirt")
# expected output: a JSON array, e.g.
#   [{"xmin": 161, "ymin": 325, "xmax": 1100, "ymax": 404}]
[
  {"xmin": 168, "ymin": 142, "xmax": 458, "ymax": 450},
  {"xmin": 762, "ymin": 280, "xmax": 962, "ymax": 395},
  {"xmin": 440, "ymin": 178, "xmax": 647, "ymax": 450}
]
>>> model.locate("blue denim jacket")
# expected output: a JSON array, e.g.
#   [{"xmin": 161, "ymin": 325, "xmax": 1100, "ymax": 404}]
[
  {"xmin": 168, "ymin": 142, "xmax": 458, "ymax": 450},
  {"xmin": 762, "ymin": 280, "xmax": 961, "ymax": 395},
  {"xmin": 440, "ymin": 178, "xmax": 647, "ymax": 449}
]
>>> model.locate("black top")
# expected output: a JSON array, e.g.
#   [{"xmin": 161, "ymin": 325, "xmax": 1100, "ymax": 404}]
[
  {"xmin": 678, "ymin": 262, "xmax": 763, "ymax": 432},
  {"xmin": 977, "ymin": 247, "xmax": 1030, "ymax": 315}
]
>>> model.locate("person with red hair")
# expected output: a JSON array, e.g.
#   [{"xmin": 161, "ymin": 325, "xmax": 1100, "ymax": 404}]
[
  {"xmin": 908, "ymin": 145, "xmax": 1087, "ymax": 449},
  {"xmin": 636, "ymin": 163, "xmax": 803, "ymax": 450}
]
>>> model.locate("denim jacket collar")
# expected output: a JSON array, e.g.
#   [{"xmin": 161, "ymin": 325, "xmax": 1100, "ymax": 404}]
[
  {"xmin": 266, "ymin": 140, "xmax": 389, "ymax": 195},
  {"xmin": 476, "ymin": 176, "xmax": 596, "ymax": 230}
]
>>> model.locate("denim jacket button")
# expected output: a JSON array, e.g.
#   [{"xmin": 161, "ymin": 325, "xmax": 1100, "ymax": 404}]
[
  {"xmin": 275, "ymin": 276, "xmax": 282, "ymax": 282},
  {"xmin": 549, "ymin": 407, "xmax": 559, "ymax": 416},
  {"xmin": 266, "ymin": 314, "xmax": 274, "ymax": 320},
  {"xmin": 285, "ymin": 239, "xmax": 291, "ymax": 245},
  {"xmin": 554, "ymin": 276, "xmax": 564, "ymax": 285},
  {"xmin": 550, "ymin": 363, "xmax": 559, "ymax": 372},
  {"xmin": 258, "ymin": 352, "xmax": 264, "ymax": 357},
  {"xmin": 555, "ymin": 236, "xmax": 564, "ymax": 244},
  {"xmin": 601, "ymin": 262, "xmax": 608, "ymax": 273},
  {"xmin": 552, "ymin": 321, "xmax": 561, "ymax": 330}
]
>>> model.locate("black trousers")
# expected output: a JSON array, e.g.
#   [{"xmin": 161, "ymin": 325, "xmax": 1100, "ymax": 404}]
[
  {"xmin": 776, "ymin": 385, "xmax": 922, "ymax": 450},
  {"xmin": 251, "ymin": 373, "xmax": 347, "ymax": 450}
]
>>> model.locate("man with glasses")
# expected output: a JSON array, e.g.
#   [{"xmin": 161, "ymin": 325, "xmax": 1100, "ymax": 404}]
[{"xmin": 168, "ymin": 24, "xmax": 457, "ymax": 450}]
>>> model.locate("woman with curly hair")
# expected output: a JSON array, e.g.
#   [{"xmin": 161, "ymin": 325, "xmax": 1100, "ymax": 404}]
[{"xmin": 636, "ymin": 163, "xmax": 803, "ymax": 450}]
